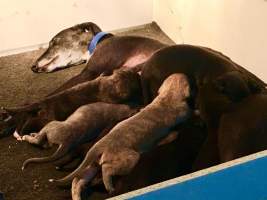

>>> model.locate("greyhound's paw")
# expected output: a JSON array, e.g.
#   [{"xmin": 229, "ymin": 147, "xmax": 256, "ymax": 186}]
[{"xmin": 49, "ymin": 179, "xmax": 55, "ymax": 182}]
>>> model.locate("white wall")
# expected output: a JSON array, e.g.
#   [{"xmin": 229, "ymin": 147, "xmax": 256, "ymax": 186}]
[
  {"xmin": 153, "ymin": 0, "xmax": 267, "ymax": 81},
  {"xmin": 2, "ymin": 0, "xmax": 267, "ymax": 81},
  {"xmin": 0, "ymin": 0, "xmax": 153, "ymax": 53}
]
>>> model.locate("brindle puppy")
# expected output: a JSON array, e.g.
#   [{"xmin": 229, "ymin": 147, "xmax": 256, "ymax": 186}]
[
  {"xmin": 0, "ymin": 68, "xmax": 141, "ymax": 137},
  {"xmin": 51, "ymin": 73, "xmax": 192, "ymax": 198},
  {"xmin": 21, "ymin": 103, "xmax": 138, "ymax": 170}
]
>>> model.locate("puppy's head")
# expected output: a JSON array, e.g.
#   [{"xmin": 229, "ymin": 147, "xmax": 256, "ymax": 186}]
[
  {"xmin": 158, "ymin": 73, "xmax": 191, "ymax": 101},
  {"xmin": 214, "ymin": 71, "xmax": 251, "ymax": 102},
  {"xmin": 100, "ymin": 69, "xmax": 142, "ymax": 103},
  {"xmin": 0, "ymin": 107, "xmax": 37, "ymax": 137},
  {"xmin": 1, "ymin": 106, "xmax": 51, "ymax": 136},
  {"xmin": 32, "ymin": 22, "xmax": 101, "ymax": 73}
]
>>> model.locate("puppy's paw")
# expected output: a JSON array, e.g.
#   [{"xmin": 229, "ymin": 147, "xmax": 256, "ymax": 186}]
[
  {"xmin": 30, "ymin": 133, "xmax": 37, "ymax": 137},
  {"xmin": 13, "ymin": 131, "xmax": 22, "ymax": 141},
  {"xmin": 21, "ymin": 135, "xmax": 27, "ymax": 141}
]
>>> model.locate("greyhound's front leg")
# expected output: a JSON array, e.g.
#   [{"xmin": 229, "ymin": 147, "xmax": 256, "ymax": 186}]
[
  {"xmin": 48, "ymin": 67, "xmax": 101, "ymax": 96},
  {"xmin": 71, "ymin": 165, "xmax": 98, "ymax": 200}
]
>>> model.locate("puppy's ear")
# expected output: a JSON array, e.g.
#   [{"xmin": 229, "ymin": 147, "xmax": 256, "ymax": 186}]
[
  {"xmin": 246, "ymin": 76, "xmax": 265, "ymax": 93},
  {"xmin": 214, "ymin": 71, "xmax": 250, "ymax": 102}
]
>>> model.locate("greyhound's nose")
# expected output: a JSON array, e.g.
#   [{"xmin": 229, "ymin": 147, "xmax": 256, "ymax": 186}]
[{"xmin": 31, "ymin": 65, "xmax": 38, "ymax": 72}]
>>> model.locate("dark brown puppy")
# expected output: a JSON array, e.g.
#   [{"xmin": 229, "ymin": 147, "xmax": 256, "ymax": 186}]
[
  {"xmin": 0, "ymin": 68, "xmax": 141, "ymax": 137},
  {"xmin": 21, "ymin": 103, "xmax": 138, "ymax": 170},
  {"xmin": 140, "ymin": 44, "xmax": 266, "ymax": 170},
  {"xmin": 218, "ymin": 94, "xmax": 267, "ymax": 162},
  {"xmin": 141, "ymin": 45, "xmax": 265, "ymax": 104}
]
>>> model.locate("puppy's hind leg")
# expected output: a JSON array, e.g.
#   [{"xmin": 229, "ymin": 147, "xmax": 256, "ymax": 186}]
[
  {"xmin": 71, "ymin": 165, "xmax": 99, "ymax": 200},
  {"xmin": 22, "ymin": 144, "xmax": 69, "ymax": 170},
  {"xmin": 54, "ymin": 151, "xmax": 79, "ymax": 170},
  {"xmin": 100, "ymin": 148, "xmax": 140, "ymax": 193}
]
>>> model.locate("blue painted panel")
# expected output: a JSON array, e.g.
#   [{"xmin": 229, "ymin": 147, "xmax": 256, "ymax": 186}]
[{"xmin": 130, "ymin": 156, "xmax": 267, "ymax": 200}]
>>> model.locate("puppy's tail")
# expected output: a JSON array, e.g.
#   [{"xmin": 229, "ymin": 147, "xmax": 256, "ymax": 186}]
[
  {"xmin": 50, "ymin": 147, "xmax": 101, "ymax": 186},
  {"xmin": 22, "ymin": 144, "xmax": 67, "ymax": 170}
]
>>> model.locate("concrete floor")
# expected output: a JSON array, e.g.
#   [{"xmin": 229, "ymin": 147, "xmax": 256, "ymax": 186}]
[{"xmin": 0, "ymin": 22, "xmax": 174, "ymax": 108}]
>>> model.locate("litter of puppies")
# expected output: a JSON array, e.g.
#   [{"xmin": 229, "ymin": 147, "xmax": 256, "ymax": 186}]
[{"xmin": 1, "ymin": 22, "xmax": 267, "ymax": 200}]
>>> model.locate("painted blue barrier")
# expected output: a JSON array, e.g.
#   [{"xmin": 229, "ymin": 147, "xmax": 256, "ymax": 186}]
[{"xmin": 110, "ymin": 150, "xmax": 267, "ymax": 200}]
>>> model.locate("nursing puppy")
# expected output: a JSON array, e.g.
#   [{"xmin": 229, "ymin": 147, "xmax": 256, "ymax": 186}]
[
  {"xmin": 68, "ymin": 117, "xmax": 206, "ymax": 199},
  {"xmin": 1, "ymin": 68, "xmax": 141, "ymax": 137},
  {"xmin": 52, "ymin": 73, "xmax": 192, "ymax": 197},
  {"xmin": 21, "ymin": 103, "xmax": 138, "ymax": 170},
  {"xmin": 109, "ymin": 119, "xmax": 207, "ymax": 197},
  {"xmin": 218, "ymin": 94, "xmax": 267, "ymax": 162}
]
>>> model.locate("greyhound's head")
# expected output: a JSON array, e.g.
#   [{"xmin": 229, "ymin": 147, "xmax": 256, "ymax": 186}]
[{"xmin": 31, "ymin": 22, "xmax": 101, "ymax": 73}]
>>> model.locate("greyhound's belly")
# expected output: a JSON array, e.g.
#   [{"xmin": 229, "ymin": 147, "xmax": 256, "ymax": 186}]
[{"xmin": 122, "ymin": 53, "xmax": 152, "ymax": 69}]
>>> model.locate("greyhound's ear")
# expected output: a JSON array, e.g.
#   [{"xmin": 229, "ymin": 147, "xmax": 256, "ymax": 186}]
[
  {"xmin": 214, "ymin": 71, "xmax": 250, "ymax": 102},
  {"xmin": 77, "ymin": 22, "xmax": 101, "ymax": 34},
  {"xmin": 90, "ymin": 23, "xmax": 101, "ymax": 35}
]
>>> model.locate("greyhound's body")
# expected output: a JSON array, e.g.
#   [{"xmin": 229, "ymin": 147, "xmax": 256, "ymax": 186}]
[
  {"xmin": 49, "ymin": 35, "xmax": 166, "ymax": 95},
  {"xmin": 21, "ymin": 103, "xmax": 138, "ymax": 170},
  {"xmin": 30, "ymin": 22, "xmax": 167, "ymax": 95}
]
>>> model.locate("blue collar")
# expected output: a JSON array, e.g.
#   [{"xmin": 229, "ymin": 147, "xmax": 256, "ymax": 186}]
[{"xmin": 88, "ymin": 32, "xmax": 109, "ymax": 54}]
